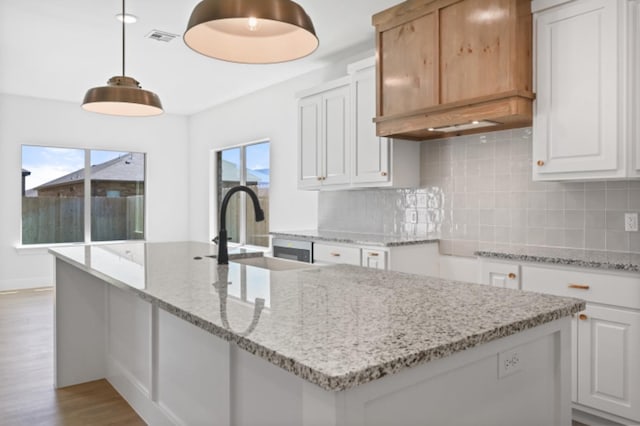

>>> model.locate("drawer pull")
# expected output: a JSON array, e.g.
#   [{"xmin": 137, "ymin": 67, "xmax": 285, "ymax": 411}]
[
  {"xmin": 508, "ymin": 273, "xmax": 516, "ymax": 280},
  {"xmin": 568, "ymin": 284, "xmax": 590, "ymax": 290},
  {"xmin": 579, "ymin": 314, "xmax": 588, "ymax": 321},
  {"xmin": 381, "ymin": 171, "xmax": 388, "ymax": 177},
  {"xmin": 537, "ymin": 160, "xmax": 545, "ymax": 166},
  {"xmin": 330, "ymin": 252, "xmax": 341, "ymax": 257},
  {"xmin": 368, "ymin": 252, "xmax": 379, "ymax": 257}
]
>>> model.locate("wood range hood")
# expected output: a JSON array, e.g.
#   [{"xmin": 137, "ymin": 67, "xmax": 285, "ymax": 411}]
[{"xmin": 372, "ymin": 0, "xmax": 534, "ymax": 141}]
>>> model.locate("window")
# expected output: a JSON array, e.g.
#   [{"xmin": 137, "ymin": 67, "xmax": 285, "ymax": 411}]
[
  {"xmin": 21, "ymin": 146, "xmax": 145, "ymax": 245},
  {"xmin": 216, "ymin": 141, "xmax": 270, "ymax": 247}
]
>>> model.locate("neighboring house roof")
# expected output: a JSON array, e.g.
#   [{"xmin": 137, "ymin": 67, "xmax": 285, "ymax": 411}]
[
  {"xmin": 35, "ymin": 152, "xmax": 144, "ymax": 190},
  {"xmin": 221, "ymin": 160, "xmax": 269, "ymax": 184}
]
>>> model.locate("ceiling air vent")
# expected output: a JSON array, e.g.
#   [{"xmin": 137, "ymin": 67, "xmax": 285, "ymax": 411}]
[{"xmin": 145, "ymin": 30, "xmax": 179, "ymax": 43}]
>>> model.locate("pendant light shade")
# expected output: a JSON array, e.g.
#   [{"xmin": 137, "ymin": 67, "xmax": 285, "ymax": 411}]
[
  {"xmin": 184, "ymin": 0, "xmax": 319, "ymax": 64},
  {"xmin": 82, "ymin": 0, "xmax": 163, "ymax": 116},
  {"xmin": 83, "ymin": 77, "xmax": 163, "ymax": 116}
]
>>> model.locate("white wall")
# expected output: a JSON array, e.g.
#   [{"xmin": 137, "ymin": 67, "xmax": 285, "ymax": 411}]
[
  {"xmin": 187, "ymin": 48, "xmax": 375, "ymax": 242},
  {"xmin": 0, "ymin": 94, "xmax": 189, "ymax": 291}
]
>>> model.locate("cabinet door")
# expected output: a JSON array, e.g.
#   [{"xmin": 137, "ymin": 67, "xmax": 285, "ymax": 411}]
[
  {"xmin": 298, "ymin": 95, "xmax": 322, "ymax": 188},
  {"xmin": 533, "ymin": 0, "xmax": 621, "ymax": 178},
  {"xmin": 322, "ymin": 85, "xmax": 351, "ymax": 186},
  {"xmin": 440, "ymin": 0, "xmax": 529, "ymax": 104},
  {"xmin": 578, "ymin": 304, "xmax": 640, "ymax": 422},
  {"xmin": 351, "ymin": 64, "xmax": 390, "ymax": 184},
  {"xmin": 630, "ymin": 0, "xmax": 640, "ymax": 177},
  {"xmin": 571, "ymin": 315, "xmax": 578, "ymax": 403},
  {"xmin": 378, "ymin": 11, "xmax": 439, "ymax": 117},
  {"xmin": 362, "ymin": 249, "xmax": 387, "ymax": 270},
  {"xmin": 480, "ymin": 261, "xmax": 521, "ymax": 289}
]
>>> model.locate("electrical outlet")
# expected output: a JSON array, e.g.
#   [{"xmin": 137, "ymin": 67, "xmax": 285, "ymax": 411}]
[
  {"xmin": 625, "ymin": 213, "xmax": 639, "ymax": 232},
  {"xmin": 498, "ymin": 348, "xmax": 523, "ymax": 379}
]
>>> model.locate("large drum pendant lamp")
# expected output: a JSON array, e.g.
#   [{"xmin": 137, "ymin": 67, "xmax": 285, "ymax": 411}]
[
  {"xmin": 184, "ymin": 0, "xmax": 319, "ymax": 64},
  {"xmin": 82, "ymin": 0, "xmax": 163, "ymax": 116}
]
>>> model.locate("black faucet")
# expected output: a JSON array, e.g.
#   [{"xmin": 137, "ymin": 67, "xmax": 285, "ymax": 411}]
[{"xmin": 216, "ymin": 185, "xmax": 265, "ymax": 264}]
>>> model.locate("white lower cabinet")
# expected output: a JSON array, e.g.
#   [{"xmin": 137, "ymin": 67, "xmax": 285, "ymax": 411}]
[
  {"xmin": 577, "ymin": 304, "xmax": 640, "ymax": 421},
  {"xmin": 479, "ymin": 258, "xmax": 640, "ymax": 424},
  {"xmin": 314, "ymin": 243, "xmax": 361, "ymax": 266},
  {"xmin": 312, "ymin": 241, "xmax": 439, "ymax": 276},
  {"xmin": 479, "ymin": 260, "xmax": 521, "ymax": 289},
  {"xmin": 362, "ymin": 248, "xmax": 387, "ymax": 270}
]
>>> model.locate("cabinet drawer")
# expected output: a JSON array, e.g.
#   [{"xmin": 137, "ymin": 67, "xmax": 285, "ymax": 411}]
[
  {"xmin": 522, "ymin": 265, "xmax": 640, "ymax": 310},
  {"xmin": 314, "ymin": 244, "xmax": 361, "ymax": 266}
]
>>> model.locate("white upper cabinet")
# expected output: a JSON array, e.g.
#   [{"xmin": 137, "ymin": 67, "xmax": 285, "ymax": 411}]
[
  {"xmin": 630, "ymin": 0, "xmax": 640, "ymax": 177},
  {"xmin": 533, "ymin": 0, "xmax": 622, "ymax": 180},
  {"xmin": 298, "ymin": 94, "xmax": 323, "ymax": 188},
  {"xmin": 298, "ymin": 79, "xmax": 351, "ymax": 189},
  {"xmin": 322, "ymin": 85, "xmax": 351, "ymax": 186},
  {"xmin": 298, "ymin": 58, "xmax": 419, "ymax": 190},
  {"xmin": 532, "ymin": 0, "xmax": 640, "ymax": 181},
  {"xmin": 349, "ymin": 58, "xmax": 390, "ymax": 185}
]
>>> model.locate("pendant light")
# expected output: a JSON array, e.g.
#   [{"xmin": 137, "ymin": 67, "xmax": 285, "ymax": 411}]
[
  {"xmin": 82, "ymin": 0, "xmax": 163, "ymax": 116},
  {"xmin": 184, "ymin": 0, "xmax": 318, "ymax": 64}
]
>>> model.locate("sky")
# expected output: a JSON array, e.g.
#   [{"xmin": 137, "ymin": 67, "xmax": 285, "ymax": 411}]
[
  {"xmin": 22, "ymin": 146, "xmax": 128, "ymax": 190},
  {"xmin": 220, "ymin": 141, "xmax": 270, "ymax": 183}
]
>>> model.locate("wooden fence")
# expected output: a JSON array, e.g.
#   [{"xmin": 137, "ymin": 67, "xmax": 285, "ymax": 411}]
[
  {"xmin": 22, "ymin": 196, "xmax": 144, "ymax": 244},
  {"xmin": 220, "ymin": 185, "xmax": 270, "ymax": 248}
]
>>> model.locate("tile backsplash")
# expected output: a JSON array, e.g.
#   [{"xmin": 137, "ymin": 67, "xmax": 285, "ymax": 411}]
[{"xmin": 318, "ymin": 128, "xmax": 640, "ymax": 255}]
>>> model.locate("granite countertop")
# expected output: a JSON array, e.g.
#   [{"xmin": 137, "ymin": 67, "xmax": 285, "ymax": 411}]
[
  {"xmin": 50, "ymin": 241, "xmax": 584, "ymax": 392},
  {"xmin": 476, "ymin": 246, "xmax": 640, "ymax": 273},
  {"xmin": 270, "ymin": 229, "xmax": 440, "ymax": 247}
]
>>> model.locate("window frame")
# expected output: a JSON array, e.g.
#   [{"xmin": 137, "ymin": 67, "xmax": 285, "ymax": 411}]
[
  {"xmin": 19, "ymin": 145, "xmax": 147, "ymax": 247},
  {"xmin": 213, "ymin": 139, "xmax": 270, "ymax": 248}
]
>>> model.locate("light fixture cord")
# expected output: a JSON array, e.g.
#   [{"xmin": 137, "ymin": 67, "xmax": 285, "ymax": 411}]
[{"xmin": 121, "ymin": 0, "xmax": 125, "ymax": 76}]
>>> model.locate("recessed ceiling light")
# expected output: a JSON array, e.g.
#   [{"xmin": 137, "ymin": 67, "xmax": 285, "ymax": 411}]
[{"xmin": 116, "ymin": 13, "xmax": 137, "ymax": 24}]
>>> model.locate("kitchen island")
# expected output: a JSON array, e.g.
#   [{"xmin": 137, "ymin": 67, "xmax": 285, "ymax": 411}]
[{"xmin": 50, "ymin": 242, "xmax": 584, "ymax": 426}]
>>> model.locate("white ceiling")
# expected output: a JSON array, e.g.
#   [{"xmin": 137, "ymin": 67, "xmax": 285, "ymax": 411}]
[{"xmin": 0, "ymin": 0, "xmax": 400, "ymax": 115}]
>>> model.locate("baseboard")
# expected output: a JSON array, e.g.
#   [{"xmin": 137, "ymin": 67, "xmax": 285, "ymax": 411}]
[
  {"xmin": 572, "ymin": 405, "xmax": 634, "ymax": 426},
  {"xmin": 0, "ymin": 277, "xmax": 52, "ymax": 292},
  {"xmin": 107, "ymin": 357, "xmax": 176, "ymax": 426}
]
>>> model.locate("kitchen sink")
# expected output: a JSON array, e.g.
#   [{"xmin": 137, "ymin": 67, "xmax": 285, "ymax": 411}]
[{"xmin": 230, "ymin": 256, "xmax": 315, "ymax": 271}]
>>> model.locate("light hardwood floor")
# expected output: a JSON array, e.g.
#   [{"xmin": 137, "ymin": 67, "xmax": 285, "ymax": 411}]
[{"xmin": 0, "ymin": 288, "xmax": 145, "ymax": 425}]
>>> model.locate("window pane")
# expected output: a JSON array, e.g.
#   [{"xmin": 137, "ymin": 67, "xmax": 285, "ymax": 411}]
[
  {"xmin": 217, "ymin": 148, "xmax": 241, "ymax": 244},
  {"xmin": 21, "ymin": 146, "xmax": 85, "ymax": 244},
  {"xmin": 245, "ymin": 142, "xmax": 270, "ymax": 247},
  {"xmin": 90, "ymin": 151, "xmax": 145, "ymax": 242}
]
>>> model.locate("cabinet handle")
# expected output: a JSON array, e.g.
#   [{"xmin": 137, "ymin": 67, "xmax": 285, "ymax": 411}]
[
  {"xmin": 508, "ymin": 273, "xmax": 516, "ymax": 280},
  {"xmin": 317, "ymin": 176, "xmax": 322, "ymax": 181},
  {"xmin": 579, "ymin": 314, "xmax": 588, "ymax": 321},
  {"xmin": 380, "ymin": 171, "xmax": 388, "ymax": 177},
  {"xmin": 330, "ymin": 252, "xmax": 341, "ymax": 257},
  {"xmin": 537, "ymin": 160, "xmax": 545, "ymax": 166},
  {"xmin": 568, "ymin": 284, "xmax": 590, "ymax": 290},
  {"xmin": 368, "ymin": 252, "xmax": 379, "ymax": 257}
]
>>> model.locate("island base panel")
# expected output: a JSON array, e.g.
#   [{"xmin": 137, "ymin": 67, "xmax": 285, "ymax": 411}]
[{"xmin": 55, "ymin": 258, "xmax": 572, "ymax": 425}]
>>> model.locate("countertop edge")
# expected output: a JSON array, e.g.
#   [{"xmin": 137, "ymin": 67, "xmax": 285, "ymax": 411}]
[
  {"xmin": 270, "ymin": 231, "xmax": 440, "ymax": 248},
  {"xmin": 476, "ymin": 250, "xmax": 640, "ymax": 273}
]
